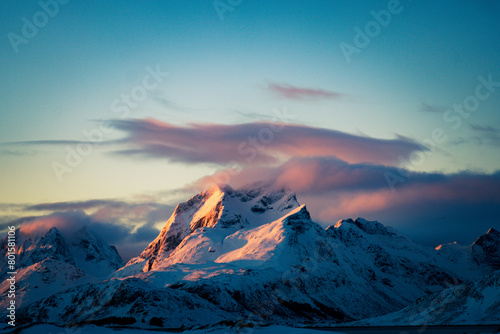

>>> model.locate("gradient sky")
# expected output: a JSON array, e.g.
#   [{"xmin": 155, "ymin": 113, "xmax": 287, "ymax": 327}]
[{"xmin": 1, "ymin": 0, "xmax": 499, "ymax": 259}]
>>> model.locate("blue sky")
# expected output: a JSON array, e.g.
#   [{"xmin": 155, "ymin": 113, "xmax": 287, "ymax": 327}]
[{"xmin": 1, "ymin": 0, "xmax": 499, "ymax": 257}]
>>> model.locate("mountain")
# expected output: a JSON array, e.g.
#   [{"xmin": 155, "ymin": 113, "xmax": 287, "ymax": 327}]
[
  {"xmin": 434, "ymin": 228, "xmax": 500, "ymax": 281},
  {"xmin": 17, "ymin": 184, "xmax": 488, "ymax": 329},
  {"xmin": 348, "ymin": 228, "xmax": 500, "ymax": 327},
  {"xmin": 325, "ymin": 218, "xmax": 462, "ymax": 303},
  {"xmin": 351, "ymin": 269, "xmax": 500, "ymax": 326},
  {"xmin": 125, "ymin": 185, "xmax": 300, "ymax": 272},
  {"xmin": 0, "ymin": 225, "xmax": 124, "ymax": 309},
  {"xmin": 69, "ymin": 226, "xmax": 124, "ymax": 277},
  {"xmin": 471, "ymin": 228, "xmax": 500, "ymax": 270}
]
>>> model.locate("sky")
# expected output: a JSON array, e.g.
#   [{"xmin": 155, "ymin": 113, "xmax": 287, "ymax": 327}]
[{"xmin": 1, "ymin": 0, "xmax": 499, "ymax": 260}]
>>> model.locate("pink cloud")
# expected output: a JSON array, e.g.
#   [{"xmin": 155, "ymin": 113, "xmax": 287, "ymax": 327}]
[
  {"xmin": 298, "ymin": 171, "xmax": 500, "ymax": 232},
  {"xmin": 19, "ymin": 216, "xmax": 70, "ymax": 236},
  {"xmin": 267, "ymin": 83, "xmax": 343, "ymax": 100},
  {"xmin": 193, "ymin": 157, "xmax": 413, "ymax": 194},
  {"xmin": 189, "ymin": 156, "xmax": 500, "ymax": 246},
  {"xmin": 109, "ymin": 119, "xmax": 425, "ymax": 166}
]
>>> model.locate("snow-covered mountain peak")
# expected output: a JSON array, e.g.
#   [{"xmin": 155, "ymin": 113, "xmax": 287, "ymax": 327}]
[
  {"xmin": 473, "ymin": 227, "xmax": 500, "ymax": 248},
  {"xmin": 432, "ymin": 227, "xmax": 500, "ymax": 281},
  {"xmin": 1, "ymin": 224, "xmax": 123, "ymax": 279},
  {"xmin": 144, "ymin": 204, "xmax": 325, "ymax": 270},
  {"xmin": 15, "ymin": 226, "xmax": 75, "ymax": 267},
  {"xmin": 471, "ymin": 227, "xmax": 500, "ymax": 270},
  {"xmin": 126, "ymin": 184, "xmax": 301, "ymax": 271},
  {"xmin": 69, "ymin": 226, "xmax": 124, "ymax": 277},
  {"xmin": 281, "ymin": 205, "xmax": 315, "ymax": 232},
  {"xmin": 0, "ymin": 223, "xmax": 125, "ymax": 311},
  {"xmin": 486, "ymin": 227, "xmax": 499, "ymax": 234},
  {"xmin": 331, "ymin": 217, "xmax": 397, "ymax": 237}
]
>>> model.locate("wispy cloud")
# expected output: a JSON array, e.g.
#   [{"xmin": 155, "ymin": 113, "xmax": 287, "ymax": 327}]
[
  {"xmin": 233, "ymin": 110, "xmax": 280, "ymax": 121},
  {"xmin": 149, "ymin": 91, "xmax": 189, "ymax": 113},
  {"xmin": 419, "ymin": 102, "xmax": 446, "ymax": 113},
  {"xmin": 267, "ymin": 82, "xmax": 344, "ymax": 100},
  {"xmin": 0, "ymin": 148, "xmax": 38, "ymax": 156},
  {"xmin": 26, "ymin": 199, "xmax": 131, "ymax": 211},
  {"xmin": 470, "ymin": 124, "xmax": 500, "ymax": 134},
  {"xmin": 108, "ymin": 118, "xmax": 426, "ymax": 166},
  {"xmin": 4, "ymin": 118, "xmax": 426, "ymax": 166},
  {"xmin": 24, "ymin": 199, "xmax": 174, "ymax": 226},
  {"xmin": 469, "ymin": 124, "xmax": 500, "ymax": 147},
  {"xmin": 4, "ymin": 140, "xmax": 92, "ymax": 146}
]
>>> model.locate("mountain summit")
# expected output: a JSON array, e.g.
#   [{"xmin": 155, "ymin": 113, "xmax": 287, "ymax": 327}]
[
  {"xmin": 126, "ymin": 184, "xmax": 299, "ymax": 271},
  {"xmin": 0, "ymin": 225, "xmax": 123, "ymax": 310},
  {"xmin": 472, "ymin": 227, "xmax": 500, "ymax": 269}
]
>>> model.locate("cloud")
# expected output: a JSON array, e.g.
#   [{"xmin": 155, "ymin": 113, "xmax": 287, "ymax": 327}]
[
  {"xmin": 130, "ymin": 221, "xmax": 162, "ymax": 243},
  {"xmin": 149, "ymin": 91, "xmax": 189, "ymax": 113},
  {"xmin": 14, "ymin": 210, "xmax": 126, "ymax": 243},
  {"xmin": 3, "ymin": 199, "xmax": 176, "ymax": 261},
  {"xmin": 25, "ymin": 199, "xmax": 174, "ymax": 225},
  {"xmin": 301, "ymin": 185, "xmax": 500, "ymax": 247},
  {"xmin": 196, "ymin": 156, "xmax": 499, "ymax": 198},
  {"xmin": 0, "ymin": 149, "xmax": 38, "ymax": 156},
  {"xmin": 7, "ymin": 209, "xmax": 162, "ymax": 262},
  {"xmin": 14, "ymin": 210, "xmax": 140, "ymax": 259},
  {"xmin": 4, "ymin": 118, "xmax": 426, "ymax": 167},
  {"xmin": 0, "ymin": 203, "xmax": 28, "ymax": 211},
  {"xmin": 194, "ymin": 156, "xmax": 424, "ymax": 193},
  {"xmin": 234, "ymin": 110, "xmax": 280, "ymax": 122},
  {"xmin": 319, "ymin": 170, "xmax": 500, "ymax": 245},
  {"xmin": 0, "ymin": 216, "xmax": 39, "ymax": 231},
  {"xmin": 267, "ymin": 83, "xmax": 344, "ymax": 100},
  {"xmin": 469, "ymin": 124, "xmax": 500, "ymax": 147},
  {"xmin": 470, "ymin": 124, "xmax": 500, "ymax": 134},
  {"xmin": 4, "ymin": 140, "xmax": 91, "ymax": 146},
  {"xmin": 26, "ymin": 199, "xmax": 130, "ymax": 212},
  {"xmin": 108, "ymin": 118, "xmax": 426, "ymax": 166},
  {"xmin": 419, "ymin": 102, "xmax": 446, "ymax": 113}
]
